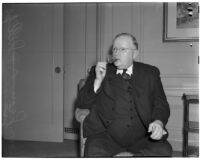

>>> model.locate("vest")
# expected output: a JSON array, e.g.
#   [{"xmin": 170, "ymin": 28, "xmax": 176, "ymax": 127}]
[{"xmin": 106, "ymin": 74, "xmax": 146, "ymax": 147}]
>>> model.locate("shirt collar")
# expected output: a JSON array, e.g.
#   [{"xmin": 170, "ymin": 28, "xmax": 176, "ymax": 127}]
[{"xmin": 116, "ymin": 64, "xmax": 133, "ymax": 76}]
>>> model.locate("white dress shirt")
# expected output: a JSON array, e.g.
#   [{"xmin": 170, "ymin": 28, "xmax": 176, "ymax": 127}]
[{"xmin": 116, "ymin": 64, "xmax": 133, "ymax": 76}]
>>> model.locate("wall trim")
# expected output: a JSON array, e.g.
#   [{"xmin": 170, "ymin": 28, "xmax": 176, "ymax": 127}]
[
  {"xmin": 161, "ymin": 74, "xmax": 199, "ymax": 78},
  {"xmin": 64, "ymin": 133, "xmax": 78, "ymax": 140},
  {"xmin": 164, "ymin": 87, "xmax": 198, "ymax": 97}
]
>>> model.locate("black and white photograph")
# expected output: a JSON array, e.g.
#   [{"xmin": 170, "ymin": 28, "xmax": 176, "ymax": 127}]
[{"xmin": 2, "ymin": 2, "xmax": 199, "ymax": 157}]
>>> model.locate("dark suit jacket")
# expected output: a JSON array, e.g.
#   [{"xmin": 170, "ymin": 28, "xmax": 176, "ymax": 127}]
[{"xmin": 76, "ymin": 61, "xmax": 170, "ymax": 138}]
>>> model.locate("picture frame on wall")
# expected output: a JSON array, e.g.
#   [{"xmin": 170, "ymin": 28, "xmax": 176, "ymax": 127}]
[{"xmin": 163, "ymin": 2, "xmax": 199, "ymax": 42}]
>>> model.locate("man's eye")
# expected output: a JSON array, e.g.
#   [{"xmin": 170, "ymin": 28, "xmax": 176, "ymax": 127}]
[{"xmin": 121, "ymin": 48, "xmax": 126, "ymax": 51}]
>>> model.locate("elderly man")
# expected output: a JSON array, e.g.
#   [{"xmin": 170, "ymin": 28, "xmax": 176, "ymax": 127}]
[{"xmin": 76, "ymin": 33, "xmax": 172, "ymax": 157}]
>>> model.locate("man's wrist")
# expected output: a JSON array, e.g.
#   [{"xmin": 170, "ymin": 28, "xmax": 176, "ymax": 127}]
[
  {"xmin": 154, "ymin": 120, "xmax": 167, "ymax": 136},
  {"xmin": 154, "ymin": 120, "xmax": 163, "ymax": 128},
  {"xmin": 94, "ymin": 79, "xmax": 102, "ymax": 93}
]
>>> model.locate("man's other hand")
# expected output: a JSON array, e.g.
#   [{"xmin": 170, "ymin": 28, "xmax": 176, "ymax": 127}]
[
  {"xmin": 95, "ymin": 62, "xmax": 107, "ymax": 81},
  {"xmin": 148, "ymin": 120, "xmax": 167, "ymax": 140}
]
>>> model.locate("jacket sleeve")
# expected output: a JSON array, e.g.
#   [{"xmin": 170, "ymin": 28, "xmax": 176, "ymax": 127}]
[
  {"xmin": 151, "ymin": 67, "xmax": 170, "ymax": 127},
  {"xmin": 76, "ymin": 66, "xmax": 101, "ymax": 109}
]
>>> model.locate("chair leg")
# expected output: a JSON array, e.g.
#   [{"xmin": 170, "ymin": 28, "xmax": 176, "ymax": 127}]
[
  {"xmin": 80, "ymin": 123, "xmax": 85, "ymax": 157},
  {"xmin": 80, "ymin": 123, "xmax": 83, "ymax": 157},
  {"xmin": 183, "ymin": 99, "xmax": 189, "ymax": 157}
]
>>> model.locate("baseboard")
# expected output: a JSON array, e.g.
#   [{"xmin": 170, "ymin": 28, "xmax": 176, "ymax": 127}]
[{"xmin": 64, "ymin": 127, "xmax": 79, "ymax": 140}]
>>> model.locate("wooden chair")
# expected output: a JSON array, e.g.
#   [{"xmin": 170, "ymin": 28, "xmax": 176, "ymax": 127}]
[
  {"xmin": 182, "ymin": 93, "xmax": 199, "ymax": 157},
  {"xmin": 75, "ymin": 108, "xmax": 90, "ymax": 157},
  {"xmin": 75, "ymin": 79, "xmax": 90, "ymax": 157}
]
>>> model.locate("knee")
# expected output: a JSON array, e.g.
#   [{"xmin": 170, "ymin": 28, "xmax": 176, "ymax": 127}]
[
  {"xmin": 155, "ymin": 141, "xmax": 173, "ymax": 157},
  {"xmin": 84, "ymin": 136, "xmax": 110, "ymax": 157},
  {"xmin": 84, "ymin": 137, "xmax": 99, "ymax": 157}
]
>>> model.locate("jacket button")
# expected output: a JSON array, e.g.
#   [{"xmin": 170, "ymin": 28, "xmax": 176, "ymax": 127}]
[
  {"xmin": 130, "ymin": 108, "xmax": 133, "ymax": 111},
  {"xmin": 130, "ymin": 116, "xmax": 133, "ymax": 120},
  {"xmin": 112, "ymin": 107, "xmax": 115, "ymax": 111},
  {"xmin": 128, "ymin": 86, "xmax": 132, "ymax": 90},
  {"xmin": 127, "ymin": 125, "xmax": 130, "ymax": 128}
]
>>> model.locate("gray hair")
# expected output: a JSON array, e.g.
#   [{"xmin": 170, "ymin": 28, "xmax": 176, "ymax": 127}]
[{"xmin": 113, "ymin": 33, "xmax": 138, "ymax": 50}]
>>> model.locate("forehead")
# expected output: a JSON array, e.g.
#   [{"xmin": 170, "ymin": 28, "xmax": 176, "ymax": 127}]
[{"xmin": 113, "ymin": 35, "xmax": 133, "ymax": 47}]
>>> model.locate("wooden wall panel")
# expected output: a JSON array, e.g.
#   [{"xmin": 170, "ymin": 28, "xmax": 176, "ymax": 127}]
[
  {"xmin": 112, "ymin": 3, "xmax": 132, "ymax": 35},
  {"xmin": 99, "ymin": 3, "xmax": 113, "ymax": 61},
  {"xmin": 63, "ymin": 3, "xmax": 97, "ymax": 139},
  {"xmin": 64, "ymin": 4, "xmax": 86, "ymax": 140}
]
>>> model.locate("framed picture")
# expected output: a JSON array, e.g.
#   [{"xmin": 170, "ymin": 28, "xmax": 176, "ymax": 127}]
[{"xmin": 163, "ymin": 3, "xmax": 199, "ymax": 42}]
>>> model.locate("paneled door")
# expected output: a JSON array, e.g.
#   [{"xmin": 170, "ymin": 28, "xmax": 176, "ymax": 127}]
[{"xmin": 3, "ymin": 4, "xmax": 64, "ymax": 142}]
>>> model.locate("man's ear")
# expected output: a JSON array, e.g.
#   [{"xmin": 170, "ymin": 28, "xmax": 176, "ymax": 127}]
[{"xmin": 133, "ymin": 50, "xmax": 139, "ymax": 59}]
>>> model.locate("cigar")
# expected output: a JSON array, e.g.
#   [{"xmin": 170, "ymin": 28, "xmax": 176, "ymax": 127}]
[{"xmin": 107, "ymin": 56, "xmax": 117, "ymax": 64}]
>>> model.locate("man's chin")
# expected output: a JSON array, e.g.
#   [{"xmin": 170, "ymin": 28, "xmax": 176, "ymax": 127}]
[
  {"xmin": 113, "ymin": 62, "xmax": 122, "ymax": 69},
  {"xmin": 115, "ymin": 65, "xmax": 123, "ymax": 70}
]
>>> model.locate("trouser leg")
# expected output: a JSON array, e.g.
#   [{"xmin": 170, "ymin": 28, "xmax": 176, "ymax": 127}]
[
  {"xmin": 84, "ymin": 131, "xmax": 125, "ymax": 157},
  {"xmin": 127, "ymin": 137, "xmax": 173, "ymax": 157}
]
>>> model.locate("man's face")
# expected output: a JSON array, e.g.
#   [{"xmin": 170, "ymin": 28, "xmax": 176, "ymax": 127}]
[{"xmin": 112, "ymin": 36, "xmax": 137, "ymax": 70}]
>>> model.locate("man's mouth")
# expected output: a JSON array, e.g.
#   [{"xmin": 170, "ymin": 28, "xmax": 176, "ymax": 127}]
[
  {"xmin": 109, "ymin": 58, "xmax": 117, "ymax": 63},
  {"xmin": 113, "ymin": 59, "xmax": 119, "ymax": 62}
]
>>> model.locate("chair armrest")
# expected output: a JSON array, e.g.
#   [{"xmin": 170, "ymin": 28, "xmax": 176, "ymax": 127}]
[
  {"xmin": 75, "ymin": 108, "xmax": 90, "ymax": 157},
  {"xmin": 75, "ymin": 108, "xmax": 90, "ymax": 123}
]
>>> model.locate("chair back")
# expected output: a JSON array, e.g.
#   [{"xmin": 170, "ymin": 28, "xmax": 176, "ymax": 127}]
[{"xmin": 78, "ymin": 79, "xmax": 86, "ymax": 91}]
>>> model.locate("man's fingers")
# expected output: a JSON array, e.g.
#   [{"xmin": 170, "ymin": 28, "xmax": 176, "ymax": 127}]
[
  {"xmin": 95, "ymin": 62, "xmax": 107, "ymax": 81},
  {"xmin": 150, "ymin": 125, "xmax": 158, "ymax": 138},
  {"xmin": 150, "ymin": 125, "xmax": 162, "ymax": 140},
  {"xmin": 97, "ymin": 64, "xmax": 106, "ymax": 69},
  {"xmin": 148, "ymin": 123, "xmax": 153, "ymax": 132},
  {"xmin": 96, "ymin": 62, "xmax": 107, "ymax": 73},
  {"xmin": 96, "ymin": 65, "xmax": 106, "ymax": 70},
  {"xmin": 151, "ymin": 134, "xmax": 161, "ymax": 140},
  {"xmin": 97, "ymin": 62, "xmax": 107, "ymax": 68},
  {"xmin": 98, "ymin": 68, "xmax": 106, "ymax": 75},
  {"xmin": 151, "ymin": 128, "xmax": 161, "ymax": 139},
  {"xmin": 149, "ymin": 121, "xmax": 165, "ymax": 140},
  {"xmin": 163, "ymin": 130, "xmax": 167, "ymax": 135},
  {"xmin": 99, "ymin": 66, "xmax": 106, "ymax": 71}
]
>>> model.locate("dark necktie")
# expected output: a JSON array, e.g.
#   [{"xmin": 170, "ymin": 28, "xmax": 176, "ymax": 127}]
[{"xmin": 122, "ymin": 69, "xmax": 131, "ymax": 80}]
